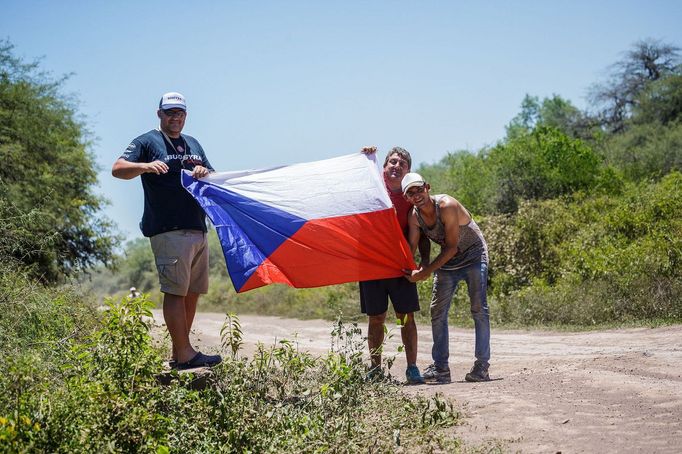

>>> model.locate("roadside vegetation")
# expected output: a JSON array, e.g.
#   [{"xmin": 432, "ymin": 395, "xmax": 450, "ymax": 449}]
[{"xmin": 1, "ymin": 290, "xmax": 463, "ymax": 452}]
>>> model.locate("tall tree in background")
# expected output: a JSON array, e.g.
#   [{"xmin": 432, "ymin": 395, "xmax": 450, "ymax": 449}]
[
  {"xmin": 487, "ymin": 126, "xmax": 609, "ymax": 213},
  {"xmin": 590, "ymin": 38, "xmax": 681, "ymax": 132},
  {"xmin": 633, "ymin": 70, "xmax": 682, "ymax": 126},
  {"xmin": 505, "ymin": 94, "xmax": 595, "ymax": 140},
  {"xmin": 0, "ymin": 40, "xmax": 116, "ymax": 282}
]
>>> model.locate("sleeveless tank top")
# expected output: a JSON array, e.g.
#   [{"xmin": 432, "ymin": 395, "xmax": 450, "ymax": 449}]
[{"xmin": 415, "ymin": 195, "xmax": 488, "ymax": 270}]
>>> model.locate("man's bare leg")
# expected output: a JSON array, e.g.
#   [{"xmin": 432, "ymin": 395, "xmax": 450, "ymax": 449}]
[
  {"xmin": 368, "ymin": 312, "xmax": 387, "ymax": 369},
  {"xmin": 163, "ymin": 292, "xmax": 197, "ymax": 363},
  {"xmin": 184, "ymin": 292, "xmax": 200, "ymax": 332},
  {"xmin": 396, "ymin": 311, "xmax": 418, "ymax": 365}
]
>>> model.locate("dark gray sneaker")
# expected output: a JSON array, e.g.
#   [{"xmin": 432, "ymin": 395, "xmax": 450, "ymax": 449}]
[
  {"xmin": 465, "ymin": 361, "xmax": 490, "ymax": 382},
  {"xmin": 365, "ymin": 365, "xmax": 386, "ymax": 382},
  {"xmin": 422, "ymin": 363, "xmax": 451, "ymax": 384},
  {"xmin": 176, "ymin": 352, "xmax": 223, "ymax": 370}
]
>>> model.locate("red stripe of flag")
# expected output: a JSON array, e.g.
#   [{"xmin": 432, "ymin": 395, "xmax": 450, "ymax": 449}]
[{"xmin": 240, "ymin": 208, "xmax": 416, "ymax": 292}]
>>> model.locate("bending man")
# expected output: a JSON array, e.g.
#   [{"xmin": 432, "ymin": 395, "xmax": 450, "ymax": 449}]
[{"xmin": 402, "ymin": 172, "xmax": 491, "ymax": 383}]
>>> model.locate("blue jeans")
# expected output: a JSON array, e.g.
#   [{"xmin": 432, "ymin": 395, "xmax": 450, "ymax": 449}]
[{"xmin": 430, "ymin": 262, "xmax": 490, "ymax": 369}]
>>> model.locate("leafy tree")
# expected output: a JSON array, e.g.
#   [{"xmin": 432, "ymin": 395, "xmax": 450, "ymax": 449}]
[
  {"xmin": 418, "ymin": 150, "xmax": 493, "ymax": 215},
  {"xmin": 115, "ymin": 238, "xmax": 157, "ymax": 292},
  {"xmin": 633, "ymin": 72, "xmax": 682, "ymax": 126},
  {"xmin": 487, "ymin": 126, "xmax": 614, "ymax": 213},
  {"xmin": 505, "ymin": 94, "xmax": 542, "ymax": 139},
  {"xmin": 590, "ymin": 38, "xmax": 681, "ymax": 132},
  {"xmin": 599, "ymin": 121, "xmax": 682, "ymax": 182},
  {"xmin": 506, "ymin": 94, "xmax": 594, "ymax": 140},
  {"xmin": 0, "ymin": 39, "xmax": 117, "ymax": 281}
]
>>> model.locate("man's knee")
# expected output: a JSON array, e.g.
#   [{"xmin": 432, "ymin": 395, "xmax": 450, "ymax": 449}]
[
  {"xmin": 430, "ymin": 297, "xmax": 451, "ymax": 321},
  {"xmin": 470, "ymin": 297, "xmax": 489, "ymax": 317},
  {"xmin": 163, "ymin": 292, "xmax": 184, "ymax": 306},
  {"xmin": 368, "ymin": 312, "xmax": 387, "ymax": 326},
  {"xmin": 395, "ymin": 312, "xmax": 415, "ymax": 327}
]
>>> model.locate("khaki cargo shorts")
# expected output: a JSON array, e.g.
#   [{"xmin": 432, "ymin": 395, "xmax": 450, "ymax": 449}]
[{"xmin": 149, "ymin": 229, "xmax": 209, "ymax": 296}]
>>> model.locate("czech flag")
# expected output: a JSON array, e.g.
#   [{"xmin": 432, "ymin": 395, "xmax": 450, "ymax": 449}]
[{"xmin": 181, "ymin": 152, "xmax": 416, "ymax": 293}]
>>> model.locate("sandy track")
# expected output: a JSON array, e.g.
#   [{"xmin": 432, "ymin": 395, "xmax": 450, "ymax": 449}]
[{"xmin": 154, "ymin": 311, "xmax": 682, "ymax": 453}]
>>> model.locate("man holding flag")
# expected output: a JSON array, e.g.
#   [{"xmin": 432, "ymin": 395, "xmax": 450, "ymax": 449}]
[
  {"xmin": 359, "ymin": 146, "xmax": 425, "ymax": 385},
  {"xmin": 112, "ymin": 92, "xmax": 222, "ymax": 371}
]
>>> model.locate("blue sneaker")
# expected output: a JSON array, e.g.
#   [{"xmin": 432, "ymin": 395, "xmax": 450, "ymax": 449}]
[{"xmin": 405, "ymin": 364, "xmax": 425, "ymax": 384}]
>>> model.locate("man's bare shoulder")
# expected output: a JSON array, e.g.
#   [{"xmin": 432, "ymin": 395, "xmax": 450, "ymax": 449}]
[
  {"xmin": 407, "ymin": 206, "xmax": 419, "ymax": 221},
  {"xmin": 436, "ymin": 195, "xmax": 471, "ymax": 225},
  {"xmin": 435, "ymin": 194, "xmax": 461, "ymax": 209}
]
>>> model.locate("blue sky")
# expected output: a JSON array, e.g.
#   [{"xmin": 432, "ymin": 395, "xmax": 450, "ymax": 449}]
[{"xmin": 3, "ymin": 1, "xmax": 681, "ymax": 240}]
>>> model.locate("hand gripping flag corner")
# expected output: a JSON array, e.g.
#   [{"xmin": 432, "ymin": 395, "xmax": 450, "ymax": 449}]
[{"xmin": 182, "ymin": 153, "xmax": 416, "ymax": 292}]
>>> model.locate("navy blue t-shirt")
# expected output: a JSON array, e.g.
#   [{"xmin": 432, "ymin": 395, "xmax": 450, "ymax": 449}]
[{"xmin": 120, "ymin": 129, "xmax": 214, "ymax": 237}]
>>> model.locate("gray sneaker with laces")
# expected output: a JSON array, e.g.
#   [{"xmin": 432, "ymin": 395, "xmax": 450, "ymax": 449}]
[
  {"xmin": 422, "ymin": 363, "xmax": 451, "ymax": 384},
  {"xmin": 465, "ymin": 361, "xmax": 490, "ymax": 382}
]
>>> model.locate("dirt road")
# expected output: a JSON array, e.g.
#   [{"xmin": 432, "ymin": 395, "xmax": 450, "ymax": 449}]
[{"xmin": 155, "ymin": 311, "xmax": 682, "ymax": 453}]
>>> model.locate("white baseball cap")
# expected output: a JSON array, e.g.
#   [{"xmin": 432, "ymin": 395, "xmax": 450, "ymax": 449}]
[
  {"xmin": 159, "ymin": 92, "xmax": 186, "ymax": 110},
  {"xmin": 401, "ymin": 172, "xmax": 426, "ymax": 194}
]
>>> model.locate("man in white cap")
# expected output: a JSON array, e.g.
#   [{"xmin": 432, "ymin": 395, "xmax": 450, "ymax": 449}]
[
  {"xmin": 401, "ymin": 172, "xmax": 491, "ymax": 383},
  {"xmin": 112, "ymin": 92, "xmax": 221, "ymax": 370}
]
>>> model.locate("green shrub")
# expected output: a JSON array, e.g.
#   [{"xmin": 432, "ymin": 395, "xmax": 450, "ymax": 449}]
[
  {"xmin": 599, "ymin": 121, "xmax": 682, "ymax": 182},
  {"xmin": 1, "ymin": 293, "xmax": 464, "ymax": 452},
  {"xmin": 486, "ymin": 172, "xmax": 682, "ymax": 325}
]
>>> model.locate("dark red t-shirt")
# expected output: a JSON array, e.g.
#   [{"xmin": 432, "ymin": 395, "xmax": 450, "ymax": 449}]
[{"xmin": 385, "ymin": 176, "xmax": 411, "ymax": 237}]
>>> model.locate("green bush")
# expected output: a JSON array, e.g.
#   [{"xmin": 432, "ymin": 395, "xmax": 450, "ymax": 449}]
[
  {"xmin": 1, "ymin": 293, "xmax": 464, "ymax": 452},
  {"xmin": 0, "ymin": 261, "xmax": 100, "ymax": 452},
  {"xmin": 599, "ymin": 121, "xmax": 682, "ymax": 181},
  {"xmin": 419, "ymin": 127, "xmax": 620, "ymax": 216},
  {"xmin": 486, "ymin": 172, "xmax": 682, "ymax": 325},
  {"xmin": 486, "ymin": 126, "xmax": 616, "ymax": 213}
]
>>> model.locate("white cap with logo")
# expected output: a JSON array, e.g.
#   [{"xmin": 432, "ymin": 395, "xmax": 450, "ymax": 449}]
[
  {"xmin": 401, "ymin": 172, "xmax": 426, "ymax": 194},
  {"xmin": 159, "ymin": 92, "xmax": 187, "ymax": 110}
]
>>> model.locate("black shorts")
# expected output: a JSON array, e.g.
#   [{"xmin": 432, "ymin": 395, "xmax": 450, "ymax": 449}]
[{"xmin": 359, "ymin": 277, "xmax": 420, "ymax": 316}]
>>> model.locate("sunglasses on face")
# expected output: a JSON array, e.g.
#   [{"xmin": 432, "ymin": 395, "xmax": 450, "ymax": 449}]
[{"xmin": 162, "ymin": 109, "xmax": 186, "ymax": 118}]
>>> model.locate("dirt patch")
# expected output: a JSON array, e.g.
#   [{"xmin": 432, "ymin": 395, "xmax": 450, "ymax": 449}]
[{"xmin": 153, "ymin": 310, "xmax": 682, "ymax": 453}]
